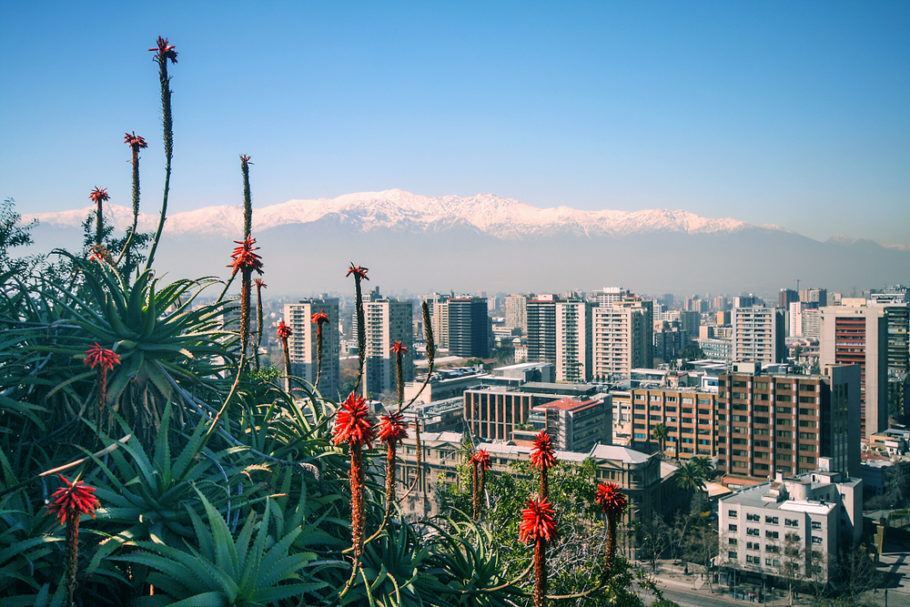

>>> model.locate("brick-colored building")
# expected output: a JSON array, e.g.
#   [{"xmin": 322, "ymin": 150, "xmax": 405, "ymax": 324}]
[{"xmin": 627, "ymin": 366, "xmax": 860, "ymax": 484}]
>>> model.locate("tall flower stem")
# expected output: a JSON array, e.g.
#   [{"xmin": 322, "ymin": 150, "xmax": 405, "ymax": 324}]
[
  {"xmin": 228, "ymin": 238, "xmax": 263, "ymax": 368},
  {"xmin": 89, "ymin": 188, "xmax": 110, "ymax": 251},
  {"xmin": 254, "ymin": 279, "xmax": 266, "ymax": 371},
  {"xmin": 47, "ymin": 475, "xmax": 100, "ymax": 607},
  {"xmin": 346, "ymin": 264, "xmax": 369, "ymax": 396},
  {"xmin": 241, "ymin": 154, "xmax": 252, "ymax": 238},
  {"xmin": 470, "ymin": 450, "xmax": 490, "ymax": 520},
  {"xmin": 311, "ymin": 312, "xmax": 329, "ymax": 388},
  {"xmin": 332, "ymin": 393, "xmax": 374, "ymax": 598},
  {"xmin": 533, "ymin": 538, "xmax": 547, "ymax": 607},
  {"xmin": 277, "ymin": 321, "xmax": 292, "ymax": 392},
  {"xmin": 117, "ymin": 132, "xmax": 148, "ymax": 271},
  {"xmin": 595, "ymin": 482, "xmax": 628, "ymax": 581},
  {"xmin": 519, "ymin": 497, "xmax": 556, "ymax": 607},
  {"xmin": 146, "ymin": 37, "xmax": 177, "ymax": 270}
]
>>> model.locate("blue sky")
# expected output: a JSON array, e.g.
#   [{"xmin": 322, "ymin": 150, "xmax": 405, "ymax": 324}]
[{"xmin": 2, "ymin": 1, "xmax": 908, "ymax": 244}]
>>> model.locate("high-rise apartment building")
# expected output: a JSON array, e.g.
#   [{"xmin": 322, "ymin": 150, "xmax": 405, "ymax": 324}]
[
  {"xmin": 428, "ymin": 294, "xmax": 450, "ymax": 350},
  {"xmin": 555, "ymin": 300, "xmax": 594, "ymax": 382},
  {"xmin": 819, "ymin": 303, "xmax": 888, "ymax": 437},
  {"xmin": 592, "ymin": 301, "xmax": 652, "ymax": 380},
  {"xmin": 447, "ymin": 296, "xmax": 490, "ymax": 358},
  {"xmin": 732, "ymin": 306, "xmax": 785, "ymax": 364},
  {"xmin": 284, "ymin": 299, "xmax": 341, "ymax": 398},
  {"xmin": 527, "ymin": 295, "xmax": 558, "ymax": 365},
  {"xmin": 716, "ymin": 366, "xmax": 860, "ymax": 481},
  {"xmin": 362, "ymin": 293, "xmax": 415, "ymax": 398},
  {"xmin": 504, "ymin": 293, "xmax": 528, "ymax": 335}
]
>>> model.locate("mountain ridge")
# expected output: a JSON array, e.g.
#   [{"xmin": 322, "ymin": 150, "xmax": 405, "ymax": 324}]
[{"xmin": 25, "ymin": 188, "xmax": 755, "ymax": 240}]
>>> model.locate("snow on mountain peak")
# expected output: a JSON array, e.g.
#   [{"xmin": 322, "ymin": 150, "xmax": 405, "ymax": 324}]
[{"xmin": 25, "ymin": 190, "xmax": 751, "ymax": 239}]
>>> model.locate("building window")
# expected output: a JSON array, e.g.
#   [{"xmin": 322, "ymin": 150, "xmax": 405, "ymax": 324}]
[
  {"xmin": 729, "ymin": 510, "xmax": 738, "ymax": 518},
  {"xmin": 811, "ymin": 536, "xmax": 823, "ymax": 544},
  {"xmin": 728, "ymin": 551, "xmax": 737, "ymax": 559},
  {"xmin": 747, "ymin": 528, "xmax": 759, "ymax": 537},
  {"xmin": 747, "ymin": 513, "xmax": 760, "ymax": 522},
  {"xmin": 729, "ymin": 524, "xmax": 738, "ymax": 532},
  {"xmin": 785, "ymin": 519, "xmax": 799, "ymax": 527},
  {"xmin": 765, "ymin": 516, "xmax": 779, "ymax": 525},
  {"xmin": 765, "ymin": 531, "xmax": 779, "ymax": 539},
  {"xmin": 729, "ymin": 538, "xmax": 738, "ymax": 545},
  {"xmin": 811, "ymin": 521, "xmax": 821, "ymax": 530}
]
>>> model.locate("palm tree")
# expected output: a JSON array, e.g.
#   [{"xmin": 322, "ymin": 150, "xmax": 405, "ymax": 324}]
[
  {"xmin": 652, "ymin": 423, "xmax": 669, "ymax": 457},
  {"xmin": 674, "ymin": 459, "xmax": 708, "ymax": 494}
]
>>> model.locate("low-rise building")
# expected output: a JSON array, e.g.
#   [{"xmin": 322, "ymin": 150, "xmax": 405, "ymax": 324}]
[
  {"xmin": 717, "ymin": 460, "xmax": 862, "ymax": 586},
  {"xmin": 396, "ymin": 433, "xmax": 681, "ymax": 556},
  {"xmin": 513, "ymin": 396, "xmax": 612, "ymax": 451}
]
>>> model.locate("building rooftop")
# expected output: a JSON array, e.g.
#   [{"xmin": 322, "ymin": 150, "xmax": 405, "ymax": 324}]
[
  {"xmin": 476, "ymin": 440, "xmax": 654, "ymax": 466},
  {"xmin": 533, "ymin": 397, "xmax": 602, "ymax": 413}
]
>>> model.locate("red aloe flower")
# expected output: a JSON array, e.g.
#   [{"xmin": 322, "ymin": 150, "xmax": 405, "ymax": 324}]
[
  {"xmin": 519, "ymin": 496, "xmax": 557, "ymax": 544},
  {"xmin": 276, "ymin": 320, "xmax": 293, "ymax": 340},
  {"xmin": 311, "ymin": 311, "xmax": 329, "ymax": 325},
  {"xmin": 47, "ymin": 474, "xmax": 101, "ymax": 607},
  {"xmin": 595, "ymin": 482, "xmax": 628, "ymax": 578},
  {"xmin": 89, "ymin": 187, "xmax": 110, "ymax": 205},
  {"xmin": 520, "ymin": 496, "xmax": 557, "ymax": 607},
  {"xmin": 378, "ymin": 411, "xmax": 408, "ymax": 517},
  {"xmin": 378, "ymin": 412, "xmax": 408, "ymax": 445},
  {"xmin": 84, "ymin": 343, "xmax": 120, "ymax": 415},
  {"xmin": 277, "ymin": 319, "xmax": 292, "ymax": 388},
  {"xmin": 228, "ymin": 236, "xmax": 264, "ymax": 275},
  {"xmin": 530, "ymin": 431, "xmax": 556, "ymax": 471},
  {"xmin": 332, "ymin": 393, "xmax": 375, "ymax": 448},
  {"xmin": 254, "ymin": 278, "xmax": 267, "ymax": 289},
  {"xmin": 123, "ymin": 131, "xmax": 148, "ymax": 149},
  {"xmin": 333, "ymin": 393, "xmax": 375, "ymax": 564},
  {"xmin": 470, "ymin": 449, "xmax": 491, "ymax": 471},
  {"xmin": 531, "ymin": 430, "xmax": 556, "ymax": 501},
  {"xmin": 149, "ymin": 36, "xmax": 178, "ymax": 63},
  {"xmin": 390, "ymin": 340, "xmax": 408, "ymax": 354},
  {"xmin": 47, "ymin": 474, "xmax": 101, "ymax": 524},
  {"xmin": 84, "ymin": 343, "xmax": 120, "ymax": 373},
  {"xmin": 346, "ymin": 263, "xmax": 369, "ymax": 281},
  {"xmin": 595, "ymin": 482, "xmax": 627, "ymax": 516}
]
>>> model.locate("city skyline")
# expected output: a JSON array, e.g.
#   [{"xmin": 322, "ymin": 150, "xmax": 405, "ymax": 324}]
[{"xmin": 2, "ymin": 2, "xmax": 909, "ymax": 246}]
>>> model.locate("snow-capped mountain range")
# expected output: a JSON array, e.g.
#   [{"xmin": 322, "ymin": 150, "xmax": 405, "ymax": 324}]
[{"xmin": 26, "ymin": 189, "xmax": 752, "ymax": 239}]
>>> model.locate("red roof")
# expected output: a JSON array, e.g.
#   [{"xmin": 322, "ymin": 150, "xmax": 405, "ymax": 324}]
[{"xmin": 533, "ymin": 397, "xmax": 601, "ymax": 412}]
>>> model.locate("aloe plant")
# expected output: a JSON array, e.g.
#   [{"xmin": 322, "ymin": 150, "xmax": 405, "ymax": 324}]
[{"xmin": 116, "ymin": 492, "xmax": 324, "ymax": 605}]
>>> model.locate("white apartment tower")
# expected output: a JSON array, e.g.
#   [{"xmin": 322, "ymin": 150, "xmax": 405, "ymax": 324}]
[
  {"xmin": 732, "ymin": 306, "xmax": 785, "ymax": 364},
  {"xmin": 555, "ymin": 301, "xmax": 594, "ymax": 382},
  {"xmin": 284, "ymin": 299, "xmax": 341, "ymax": 398},
  {"xmin": 504, "ymin": 294, "xmax": 528, "ymax": 335},
  {"xmin": 362, "ymin": 295, "xmax": 415, "ymax": 399},
  {"xmin": 592, "ymin": 305, "xmax": 644, "ymax": 379}
]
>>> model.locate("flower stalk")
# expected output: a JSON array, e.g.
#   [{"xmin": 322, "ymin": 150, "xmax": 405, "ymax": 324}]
[
  {"xmin": 595, "ymin": 482, "xmax": 628, "ymax": 579},
  {"xmin": 84, "ymin": 343, "xmax": 121, "ymax": 426},
  {"xmin": 146, "ymin": 36, "xmax": 178, "ymax": 270},
  {"xmin": 277, "ymin": 320, "xmax": 292, "ymax": 390},
  {"xmin": 519, "ymin": 497, "xmax": 557, "ymax": 607},
  {"xmin": 47, "ymin": 474, "xmax": 101, "ymax": 607},
  {"xmin": 311, "ymin": 312, "xmax": 329, "ymax": 388},
  {"xmin": 530, "ymin": 430, "xmax": 556, "ymax": 500},
  {"xmin": 470, "ymin": 449, "xmax": 491, "ymax": 520},
  {"xmin": 332, "ymin": 393, "xmax": 375, "ymax": 564},
  {"xmin": 228, "ymin": 237, "xmax": 263, "ymax": 364},
  {"xmin": 117, "ymin": 131, "xmax": 147, "ymax": 271},
  {"xmin": 346, "ymin": 263, "xmax": 369, "ymax": 395},
  {"xmin": 88, "ymin": 187, "xmax": 109, "ymax": 249},
  {"xmin": 254, "ymin": 279, "xmax": 266, "ymax": 370}
]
